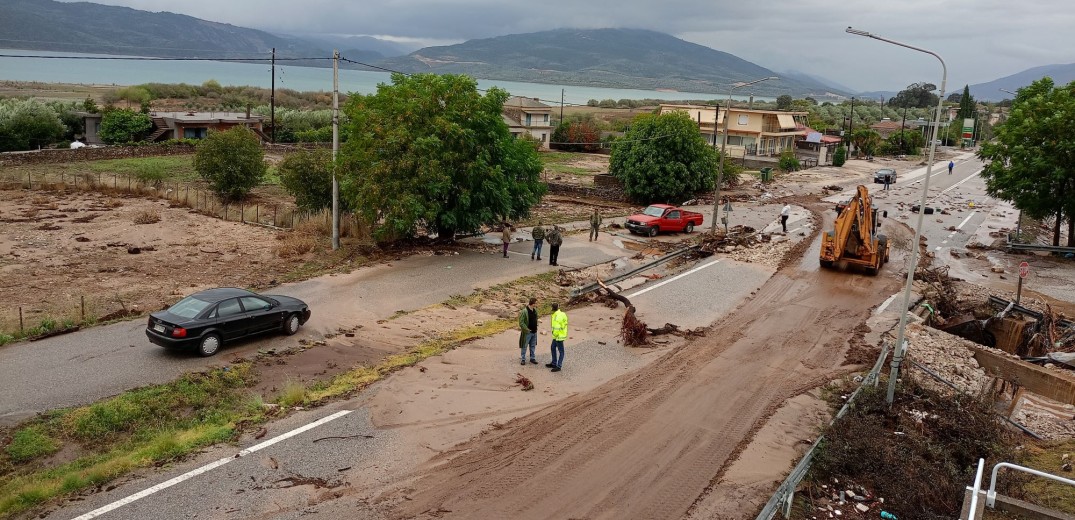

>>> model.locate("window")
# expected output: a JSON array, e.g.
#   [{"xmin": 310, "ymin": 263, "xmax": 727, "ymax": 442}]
[
  {"xmin": 543, "ymin": 114, "xmax": 549, "ymax": 123},
  {"xmin": 525, "ymin": 114, "xmax": 532, "ymax": 126},
  {"xmin": 667, "ymin": 211, "xmax": 681, "ymax": 219},
  {"xmin": 240, "ymin": 297, "xmax": 271, "ymax": 312},
  {"xmin": 183, "ymin": 127, "xmax": 208, "ymax": 139},
  {"xmin": 738, "ymin": 115, "xmax": 749, "ymax": 126},
  {"xmin": 215, "ymin": 298, "xmax": 243, "ymax": 317},
  {"xmin": 167, "ymin": 296, "xmax": 212, "ymax": 319},
  {"xmin": 541, "ymin": 133, "xmax": 547, "ymax": 142},
  {"xmin": 727, "ymin": 136, "xmax": 744, "ymax": 146}
]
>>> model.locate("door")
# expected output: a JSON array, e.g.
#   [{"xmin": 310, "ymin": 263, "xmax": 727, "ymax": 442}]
[
  {"xmin": 213, "ymin": 298, "xmax": 246, "ymax": 340},
  {"xmin": 664, "ymin": 210, "xmax": 682, "ymax": 232},
  {"xmin": 239, "ymin": 296, "xmax": 278, "ymax": 334}
]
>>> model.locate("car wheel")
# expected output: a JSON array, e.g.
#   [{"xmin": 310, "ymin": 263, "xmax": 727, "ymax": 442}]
[
  {"xmin": 198, "ymin": 333, "xmax": 221, "ymax": 357},
  {"xmin": 684, "ymin": 223, "xmax": 694, "ymax": 234},
  {"xmin": 283, "ymin": 313, "xmax": 301, "ymax": 335},
  {"xmin": 820, "ymin": 260, "xmax": 834, "ymax": 268},
  {"xmin": 648, "ymin": 226, "xmax": 658, "ymax": 237}
]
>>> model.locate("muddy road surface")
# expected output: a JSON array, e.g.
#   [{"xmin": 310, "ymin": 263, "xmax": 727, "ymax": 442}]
[{"xmin": 389, "ymin": 215, "xmax": 903, "ymax": 520}]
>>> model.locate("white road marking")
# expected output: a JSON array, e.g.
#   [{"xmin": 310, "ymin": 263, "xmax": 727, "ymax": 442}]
[
  {"xmin": 935, "ymin": 246, "xmax": 942, "ymax": 251},
  {"xmin": 942, "ymin": 240, "xmax": 948, "ymax": 245},
  {"xmin": 937, "ymin": 169, "xmax": 981, "ymax": 196},
  {"xmin": 875, "ymin": 293, "xmax": 901, "ymax": 314},
  {"xmin": 956, "ymin": 210, "xmax": 978, "ymax": 230},
  {"xmin": 788, "ymin": 227, "xmax": 803, "ymax": 235},
  {"xmin": 71, "ymin": 410, "xmax": 354, "ymax": 520},
  {"xmin": 627, "ymin": 259, "xmax": 722, "ymax": 298}
]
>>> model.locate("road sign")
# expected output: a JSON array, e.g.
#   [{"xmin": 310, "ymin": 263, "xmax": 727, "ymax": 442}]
[
  {"xmin": 723, "ymin": 202, "xmax": 733, "ymax": 213},
  {"xmin": 1019, "ymin": 261, "xmax": 1030, "ymax": 279}
]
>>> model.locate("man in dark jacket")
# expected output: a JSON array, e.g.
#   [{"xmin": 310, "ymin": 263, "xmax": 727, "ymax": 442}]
[
  {"xmin": 517, "ymin": 297, "xmax": 539, "ymax": 365},
  {"xmin": 531, "ymin": 222, "xmax": 545, "ymax": 261},
  {"xmin": 547, "ymin": 225, "xmax": 563, "ymax": 266}
]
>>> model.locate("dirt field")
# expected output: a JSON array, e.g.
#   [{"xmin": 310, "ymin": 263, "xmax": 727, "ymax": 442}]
[{"xmin": 0, "ymin": 188, "xmax": 308, "ymax": 332}]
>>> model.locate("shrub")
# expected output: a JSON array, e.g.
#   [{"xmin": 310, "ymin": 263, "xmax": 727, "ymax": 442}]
[
  {"xmin": 133, "ymin": 210, "xmax": 161, "ymax": 224},
  {"xmin": 778, "ymin": 151, "xmax": 801, "ymax": 172},
  {"xmin": 193, "ymin": 127, "xmax": 266, "ymax": 201},
  {"xmin": 278, "ymin": 149, "xmax": 335, "ymax": 211},
  {"xmin": 610, "ymin": 112, "xmax": 718, "ymax": 204},
  {"xmin": 0, "ymin": 98, "xmax": 66, "ymax": 152},
  {"xmin": 833, "ymin": 145, "xmax": 847, "ymax": 167}
]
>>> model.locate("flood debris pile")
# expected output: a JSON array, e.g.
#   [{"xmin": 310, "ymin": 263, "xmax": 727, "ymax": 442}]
[
  {"xmin": 801, "ymin": 379, "xmax": 1022, "ymax": 520},
  {"xmin": 693, "ymin": 226, "xmax": 794, "ymax": 268},
  {"xmin": 904, "ymin": 323, "xmax": 988, "ymax": 396}
]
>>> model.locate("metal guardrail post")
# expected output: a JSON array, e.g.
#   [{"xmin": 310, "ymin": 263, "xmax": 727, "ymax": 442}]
[
  {"xmin": 967, "ymin": 458, "xmax": 984, "ymax": 520},
  {"xmin": 569, "ymin": 245, "xmax": 698, "ymax": 298},
  {"xmin": 987, "ymin": 462, "xmax": 1075, "ymax": 508}
]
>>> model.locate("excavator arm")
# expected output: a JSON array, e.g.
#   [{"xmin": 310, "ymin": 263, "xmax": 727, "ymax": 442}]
[{"xmin": 820, "ymin": 185, "xmax": 887, "ymax": 274}]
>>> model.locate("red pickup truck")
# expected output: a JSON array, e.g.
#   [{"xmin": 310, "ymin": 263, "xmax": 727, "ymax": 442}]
[{"xmin": 625, "ymin": 204, "xmax": 704, "ymax": 237}]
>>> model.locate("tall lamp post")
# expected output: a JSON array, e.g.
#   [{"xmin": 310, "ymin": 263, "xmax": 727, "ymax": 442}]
[
  {"xmin": 846, "ymin": 27, "xmax": 946, "ymax": 406},
  {"xmin": 998, "ymin": 88, "xmax": 1021, "ymax": 238},
  {"xmin": 710, "ymin": 76, "xmax": 779, "ymax": 232}
]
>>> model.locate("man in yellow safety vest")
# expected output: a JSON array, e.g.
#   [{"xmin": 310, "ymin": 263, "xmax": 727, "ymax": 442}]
[{"xmin": 546, "ymin": 303, "xmax": 569, "ymax": 372}]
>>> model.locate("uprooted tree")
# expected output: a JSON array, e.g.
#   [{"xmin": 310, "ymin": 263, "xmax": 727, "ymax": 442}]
[
  {"xmin": 978, "ymin": 77, "xmax": 1075, "ymax": 246},
  {"xmin": 339, "ymin": 73, "xmax": 545, "ymax": 241}
]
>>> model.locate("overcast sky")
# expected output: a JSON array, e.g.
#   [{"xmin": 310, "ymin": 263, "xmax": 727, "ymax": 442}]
[{"xmin": 61, "ymin": 0, "xmax": 1075, "ymax": 93}]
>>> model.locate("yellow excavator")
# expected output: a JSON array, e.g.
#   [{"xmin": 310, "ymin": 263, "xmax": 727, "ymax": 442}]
[{"xmin": 819, "ymin": 184, "xmax": 889, "ymax": 275}]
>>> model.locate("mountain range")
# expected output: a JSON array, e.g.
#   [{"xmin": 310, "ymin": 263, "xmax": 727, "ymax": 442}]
[{"xmin": 1, "ymin": 0, "xmax": 1071, "ymax": 100}]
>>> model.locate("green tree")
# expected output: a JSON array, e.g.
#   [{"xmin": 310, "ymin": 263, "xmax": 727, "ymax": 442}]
[
  {"xmin": 957, "ymin": 85, "xmax": 976, "ymax": 119},
  {"xmin": 892, "ymin": 82, "xmax": 940, "ymax": 108},
  {"xmin": 776, "ymin": 95, "xmax": 794, "ymax": 110},
  {"xmin": 609, "ymin": 111, "xmax": 718, "ymax": 204},
  {"xmin": 778, "ymin": 150, "xmax": 800, "ymax": 172},
  {"xmin": 0, "ymin": 98, "xmax": 65, "ymax": 151},
  {"xmin": 339, "ymin": 73, "xmax": 545, "ymax": 241},
  {"xmin": 833, "ymin": 145, "xmax": 847, "ymax": 167},
  {"xmin": 888, "ymin": 130, "xmax": 924, "ymax": 155},
  {"xmin": 98, "ymin": 109, "xmax": 153, "ymax": 144},
  {"xmin": 278, "ymin": 149, "xmax": 336, "ymax": 211},
  {"xmin": 979, "ymin": 78, "xmax": 1075, "ymax": 246},
  {"xmin": 851, "ymin": 128, "xmax": 882, "ymax": 157},
  {"xmin": 193, "ymin": 126, "xmax": 266, "ymax": 201}
]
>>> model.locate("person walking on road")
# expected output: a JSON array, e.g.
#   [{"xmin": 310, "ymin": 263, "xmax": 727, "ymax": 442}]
[
  {"xmin": 546, "ymin": 303, "xmax": 568, "ymax": 372},
  {"xmin": 501, "ymin": 223, "xmax": 512, "ymax": 258},
  {"xmin": 780, "ymin": 204, "xmax": 791, "ymax": 233},
  {"xmin": 518, "ymin": 298, "xmax": 539, "ymax": 365},
  {"xmin": 589, "ymin": 209, "xmax": 602, "ymax": 242},
  {"xmin": 883, "ymin": 174, "xmax": 891, "ymax": 191},
  {"xmin": 948, "ymin": 160, "xmax": 955, "ymax": 175},
  {"xmin": 531, "ymin": 221, "xmax": 545, "ymax": 261},
  {"xmin": 547, "ymin": 225, "xmax": 563, "ymax": 266}
]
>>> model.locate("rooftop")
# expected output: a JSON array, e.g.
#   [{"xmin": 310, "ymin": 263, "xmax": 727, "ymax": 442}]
[
  {"xmin": 505, "ymin": 96, "xmax": 551, "ymax": 110},
  {"xmin": 151, "ymin": 111, "xmax": 264, "ymax": 122}
]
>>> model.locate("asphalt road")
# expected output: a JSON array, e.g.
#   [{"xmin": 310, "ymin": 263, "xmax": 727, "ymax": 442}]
[{"xmin": 0, "ymin": 234, "xmax": 623, "ymax": 425}]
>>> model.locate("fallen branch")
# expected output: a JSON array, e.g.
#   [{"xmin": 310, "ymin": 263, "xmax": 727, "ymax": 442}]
[{"xmin": 599, "ymin": 278, "xmax": 647, "ymax": 347}]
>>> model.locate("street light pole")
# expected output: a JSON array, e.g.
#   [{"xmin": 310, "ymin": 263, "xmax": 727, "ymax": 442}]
[
  {"xmin": 846, "ymin": 27, "xmax": 947, "ymax": 406},
  {"xmin": 710, "ymin": 76, "xmax": 778, "ymax": 232}
]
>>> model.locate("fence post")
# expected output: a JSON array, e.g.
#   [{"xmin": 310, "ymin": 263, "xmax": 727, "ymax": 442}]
[
  {"xmin": 98, "ymin": 173, "xmax": 101, "ymax": 186},
  {"xmin": 241, "ymin": 203, "xmax": 245, "ymax": 223},
  {"xmin": 81, "ymin": 295, "xmax": 85, "ymax": 321},
  {"xmin": 255, "ymin": 204, "xmax": 259, "ymax": 224},
  {"xmin": 185, "ymin": 186, "xmax": 189, "ymax": 205},
  {"xmin": 224, "ymin": 204, "xmax": 228, "ymax": 221},
  {"xmin": 274, "ymin": 205, "xmax": 278, "ymax": 227},
  {"xmin": 114, "ymin": 174, "xmax": 117, "ymax": 189},
  {"xmin": 27, "ymin": 172, "xmax": 31, "ymax": 189},
  {"xmin": 19, "ymin": 307, "xmax": 24, "ymax": 333}
]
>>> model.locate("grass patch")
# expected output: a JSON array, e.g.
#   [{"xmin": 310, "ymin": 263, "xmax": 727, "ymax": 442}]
[
  {"xmin": 1017, "ymin": 440, "xmax": 1075, "ymax": 514},
  {"xmin": 87, "ymin": 156, "xmax": 197, "ymax": 182},
  {"xmin": 0, "ymin": 364, "xmax": 262, "ymax": 518}
]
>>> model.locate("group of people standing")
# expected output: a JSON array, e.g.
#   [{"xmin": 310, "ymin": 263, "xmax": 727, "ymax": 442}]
[
  {"xmin": 499, "ymin": 209, "xmax": 603, "ymax": 267},
  {"xmin": 518, "ymin": 298, "xmax": 569, "ymax": 372}
]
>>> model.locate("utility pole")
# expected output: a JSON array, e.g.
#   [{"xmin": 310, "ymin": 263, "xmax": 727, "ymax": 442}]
[
  {"xmin": 270, "ymin": 48, "xmax": 276, "ymax": 143},
  {"xmin": 713, "ymin": 103, "xmax": 719, "ymax": 147},
  {"xmin": 900, "ymin": 103, "xmax": 908, "ymax": 154},
  {"xmin": 846, "ymin": 96, "xmax": 856, "ymax": 151},
  {"xmin": 331, "ymin": 49, "xmax": 340, "ymax": 250},
  {"xmin": 560, "ymin": 89, "xmax": 564, "ymax": 123}
]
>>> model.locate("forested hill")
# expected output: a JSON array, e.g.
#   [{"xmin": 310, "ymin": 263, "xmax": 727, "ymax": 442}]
[{"xmin": 377, "ymin": 28, "xmax": 845, "ymax": 97}]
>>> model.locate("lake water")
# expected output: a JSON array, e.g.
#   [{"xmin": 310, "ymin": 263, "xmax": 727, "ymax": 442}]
[{"xmin": 0, "ymin": 49, "xmax": 769, "ymax": 105}]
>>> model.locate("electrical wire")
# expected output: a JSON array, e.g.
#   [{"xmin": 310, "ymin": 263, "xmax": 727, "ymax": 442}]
[{"xmin": 0, "ymin": 54, "xmax": 331, "ymax": 62}]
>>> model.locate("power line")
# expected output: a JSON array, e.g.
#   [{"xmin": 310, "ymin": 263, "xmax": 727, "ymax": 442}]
[
  {"xmin": 0, "ymin": 38, "xmax": 287, "ymax": 55},
  {"xmin": 0, "ymin": 54, "xmax": 331, "ymax": 62}
]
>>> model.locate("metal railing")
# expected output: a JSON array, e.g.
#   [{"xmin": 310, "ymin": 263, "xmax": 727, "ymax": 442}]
[
  {"xmin": 987, "ymin": 462, "xmax": 1075, "ymax": 508},
  {"xmin": 754, "ymin": 342, "xmax": 891, "ymax": 520},
  {"xmin": 569, "ymin": 245, "xmax": 698, "ymax": 298},
  {"xmin": 966, "ymin": 458, "xmax": 986, "ymax": 520},
  {"xmin": 1007, "ymin": 233, "xmax": 1075, "ymax": 254}
]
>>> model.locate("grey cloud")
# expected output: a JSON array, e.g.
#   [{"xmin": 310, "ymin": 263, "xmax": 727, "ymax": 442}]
[{"xmin": 57, "ymin": 0, "xmax": 1075, "ymax": 92}]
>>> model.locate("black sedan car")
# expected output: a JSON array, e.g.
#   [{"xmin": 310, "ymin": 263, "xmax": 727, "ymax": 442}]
[{"xmin": 146, "ymin": 288, "xmax": 311, "ymax": 356}]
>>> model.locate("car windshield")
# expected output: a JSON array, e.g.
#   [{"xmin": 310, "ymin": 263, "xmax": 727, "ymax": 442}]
[
  {"xmin": 167, "ymin": 296, "xmax": 212, "ymax": 319},
  {"xmin": 642, "ymin": 206, "xmax": 665, "ymax": 217}
]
